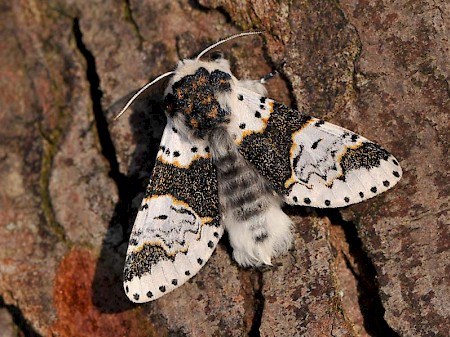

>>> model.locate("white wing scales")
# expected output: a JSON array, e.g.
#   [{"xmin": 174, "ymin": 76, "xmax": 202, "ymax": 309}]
[
  {"xmin": 286, "ymin": 118, "xmax": 402, "ymax": 207},
  {"xmin": 232, "ymin": 86, "xmax": 402, "ymax": 208},
  {"xmin": 124, "ymin": 124, "xmax": 223, "ymax": 303}
]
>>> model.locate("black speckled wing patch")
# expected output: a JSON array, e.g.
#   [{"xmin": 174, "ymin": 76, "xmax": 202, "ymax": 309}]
[
  {"xmin": 123, "ymin": 119, "xmax": 223, "ymax": 303},
  {"xmin": 230, "ymin": 88, "xmax": 402, "ymax": 208}
]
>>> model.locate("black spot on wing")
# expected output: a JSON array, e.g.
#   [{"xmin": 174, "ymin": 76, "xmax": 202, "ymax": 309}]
[
  {"xmin": 311, "ymin": 139, "xmax": 322, "ymax": 149},
  {"xmin": 315, "ymin": 120, "xmax": 325, "ymax": 127},
  {"xmin": 170, "ymin": 205, "xmax": 196, "ymax": 218}
]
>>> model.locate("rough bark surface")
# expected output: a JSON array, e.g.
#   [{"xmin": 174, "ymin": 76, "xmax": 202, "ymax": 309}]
[{"xmin": 0, "ymin": 0, "xmax": 448, "ymax": 336}]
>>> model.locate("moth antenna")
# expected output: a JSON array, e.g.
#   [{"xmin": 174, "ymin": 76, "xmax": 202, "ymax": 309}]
[
  {"xmin": 195, "ymin": 31, "xmax": 263, "ymax": 61},
  {"xmin": 114, "ymin": 71, "xmax": 175, "ymax": 120}
]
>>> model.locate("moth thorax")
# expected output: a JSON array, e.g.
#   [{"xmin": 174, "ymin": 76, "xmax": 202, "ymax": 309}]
[{"xmin": 164, "ymin": 67, "xmax": 232, "ymax": 138}]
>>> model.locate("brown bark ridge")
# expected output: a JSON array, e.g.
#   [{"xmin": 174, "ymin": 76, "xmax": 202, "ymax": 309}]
[{"xmin": 0, "ymin": 0, "xmax": 448, "ymax": 336}]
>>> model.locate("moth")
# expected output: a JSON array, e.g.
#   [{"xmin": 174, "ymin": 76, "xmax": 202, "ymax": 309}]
[{"xmin": 118, "ymin": 32, "xmax": 402, "ymax": 303}]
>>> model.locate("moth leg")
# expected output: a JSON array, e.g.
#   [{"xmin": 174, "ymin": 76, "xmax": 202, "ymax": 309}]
[
  {"xmin": 238, "ymin": 62, "xmax": 285, "ymax": 95},
  {"xmin": 260, "ymin": 61, "xmax": 285, "ymax": 83},
  {"xmin": 259, "ymin": 69, "xmax": 278, "ymax": 84}
]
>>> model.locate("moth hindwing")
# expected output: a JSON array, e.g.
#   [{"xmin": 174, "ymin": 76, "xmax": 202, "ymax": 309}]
[{"xmin": 122, "ymin": 33, "xmax": 402, "ymax": 303}]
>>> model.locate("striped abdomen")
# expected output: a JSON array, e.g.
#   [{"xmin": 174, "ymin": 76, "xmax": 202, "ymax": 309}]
[{"xmin": 208, "ymin": 127, "xmax": 292, "ymax": 267}]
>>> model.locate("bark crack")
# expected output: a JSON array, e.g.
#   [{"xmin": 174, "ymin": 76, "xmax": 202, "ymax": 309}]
[
  {"xmin": 72, "ymin": 18, "xmax": 132, "ymax": 241},
  {"xmin": 328, "ymin": 210, "xmax": 400, "ymax": 337},
  {"xmin": 0, "ymin": 296, "xmax": 42, "ymax": 337},
  {"xmin": 248, "ymin": 271, "xmax": 265, "ymax": 337}
]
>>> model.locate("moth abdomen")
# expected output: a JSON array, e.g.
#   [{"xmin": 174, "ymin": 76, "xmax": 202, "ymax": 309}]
[
  {"xmin": 209, "ymin": 127, "xmax": 271, "ymax": 213},
  {"xmin": 209, "ymin": 127, "xmax": 292, "ymax": 267}
]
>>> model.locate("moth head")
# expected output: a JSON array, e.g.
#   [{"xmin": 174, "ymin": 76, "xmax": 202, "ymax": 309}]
[
  {"xmin": 114, "ymin": 31, "xmax": 262, "ymax": 125},
  {"xmin": 163, "ymin": 59, "xmax": 234, "ymax": 139}
]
